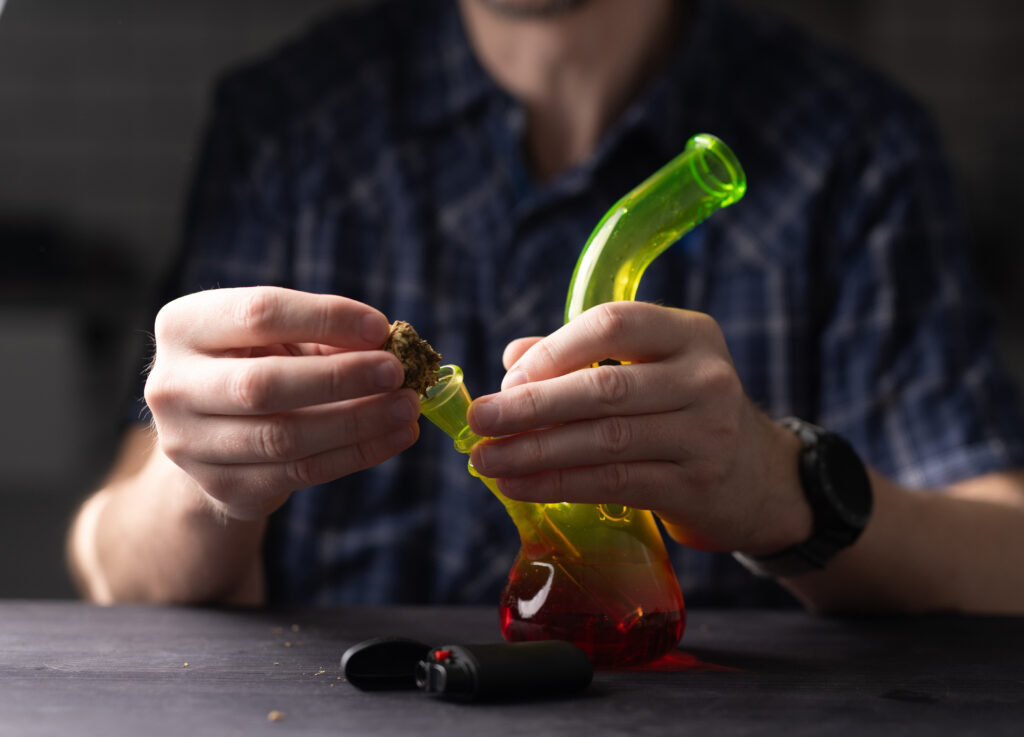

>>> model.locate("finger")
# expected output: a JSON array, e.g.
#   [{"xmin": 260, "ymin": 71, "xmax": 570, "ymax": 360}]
[
  {"xmin": 502, "ymin": 337, "xmax": 542, "ymax": 370},
  {"xmin": 494, "ymin": 462, "xmax": 717, "ymax": 550},
  {"xmin": 470, "ymin": 361, "xmax": 698, "ymax": 437},
  {"xmin": 494, "ymin": 460, "xmax": 682, "ymax": 511},
  {"xmin": 156, "ymin": 286, "xmax": 391, "ymax": 353},
  {"xmin": 182, "ymin": 422, "xmax": 421, "ymax": 505},
  {"xmin": 168, "ymin": 390, "xmax": 421, "ymax": 465},
  {"xmin": 470, "ymin": 411, "xmax": 690, "ymax": 478},
  {"xmin": 503, "ymin": 302, "xmax": 719, "ymax": 386},
  {"xmin": 160, "ymin": 350, "xmax": 404, "ymax": 415}
]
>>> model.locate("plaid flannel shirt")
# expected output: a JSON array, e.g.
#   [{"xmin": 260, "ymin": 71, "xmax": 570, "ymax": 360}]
[{"xmin": 153, "ymin": 0, "xmax": 1024, "ymax": 606}]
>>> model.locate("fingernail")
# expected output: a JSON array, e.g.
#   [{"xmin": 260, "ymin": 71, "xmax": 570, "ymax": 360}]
[
  {"xmin": 501, "ymin": 369, "xmax": 527, "ymax": 391},
  {"xmin": 390, "ymin": 394, "xmax": 419, "ymax": 422},
  {"xmin": 471, "ymin": 442, "xmax": 503, "ymax": 477},
  {"xmin": 469, "ymin": 398, "xmax": 498, "ymax": 433},
  {"xmin": 469, "ymin": 444, "xmax": 488, "ymax": 472},
  {"xmin": 375, "ymin": 360, "xmax": 402, "ymax": 390},
  {"xmin": 361, "ymin": 313, "xmax": 389, "ymax": 345}
]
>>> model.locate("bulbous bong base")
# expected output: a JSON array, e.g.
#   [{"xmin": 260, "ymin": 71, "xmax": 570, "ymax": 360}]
[{"xmin": 499, "ymin": 552, "xmax": 685, "ymax": 668}]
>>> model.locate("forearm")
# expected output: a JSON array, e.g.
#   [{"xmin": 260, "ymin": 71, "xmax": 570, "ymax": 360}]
[
  {"xmin": 781, "ymin": 469, "xmax": 1024, "ymax": 615},
  {"xmin": 68, "ymin": 438, "xmax": 267, "ymax": 606}
]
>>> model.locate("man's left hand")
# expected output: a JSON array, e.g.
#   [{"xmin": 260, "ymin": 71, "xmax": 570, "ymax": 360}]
[{"xmin": 466, "ymin": 301, "xmax": 811, "ymax": 556}]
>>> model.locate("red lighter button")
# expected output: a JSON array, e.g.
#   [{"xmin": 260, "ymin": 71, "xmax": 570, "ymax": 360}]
[{"xmin": 433, "ymin": 649, "xmax": 451, "ymax": 662}]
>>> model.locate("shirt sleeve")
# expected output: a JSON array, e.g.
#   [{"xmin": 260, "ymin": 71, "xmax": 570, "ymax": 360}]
[{"xmin": 816, "ymin": 98, "xmax": 1024, "ymax": 488}]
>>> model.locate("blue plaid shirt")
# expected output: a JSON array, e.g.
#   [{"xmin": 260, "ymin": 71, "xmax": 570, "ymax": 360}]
[{"xmin": 159, "ymin": 0, "xmax": 1024, "ymax": 606}]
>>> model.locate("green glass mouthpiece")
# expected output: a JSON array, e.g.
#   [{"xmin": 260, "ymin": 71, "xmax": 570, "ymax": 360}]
[{"xmin": 565, "ymin": 133, "xmax": 745, "ymax": 322}]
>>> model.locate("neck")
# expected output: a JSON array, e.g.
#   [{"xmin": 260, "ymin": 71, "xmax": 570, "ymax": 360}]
[{"xmin": 459, "ymin": 0, "xmax": 685, "ymax": 181}]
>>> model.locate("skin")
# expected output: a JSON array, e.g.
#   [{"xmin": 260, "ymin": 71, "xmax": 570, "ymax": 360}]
[
  {"xmin": 68, "ymin": 0, "xmax": 1024, "ymax": 613},
  {"xmin": 68, "ymin": 288, "xmax": 420, "ymax": 604}
]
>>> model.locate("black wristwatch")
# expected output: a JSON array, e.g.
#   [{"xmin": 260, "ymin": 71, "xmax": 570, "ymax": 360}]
[{"xmin": 734, "ymin": 418, "xmax": 873, "ymax": 578}]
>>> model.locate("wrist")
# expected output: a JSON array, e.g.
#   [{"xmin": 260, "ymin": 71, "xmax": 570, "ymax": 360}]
[
  {"xmin": 741, "ymin": 412, "xmax": 813, "ymax": 556},
  {"xmin": 735, "ymin": 418, "xmax": 874, "ymax": 578},
  {"xmin": 149, "ymin": 447, "xmax": 288, "ymax": 524},
  {"xmin": 142, "ymin": 449, "xmax": 231, "ymax": 523}
]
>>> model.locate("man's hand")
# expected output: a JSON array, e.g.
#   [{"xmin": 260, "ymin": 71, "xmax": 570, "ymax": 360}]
[
  {"xmin": 466, "ymin": 301, "xmax": 811, "ymax": 556},
  {"xmin": 144, "ymin": 287, "xmax": 420, "ymax": 521}
]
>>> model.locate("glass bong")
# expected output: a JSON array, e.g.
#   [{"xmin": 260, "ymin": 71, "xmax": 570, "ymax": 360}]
[{"xmin": 420, "ymin": 134, "xmax": 746, "ymax": 666}]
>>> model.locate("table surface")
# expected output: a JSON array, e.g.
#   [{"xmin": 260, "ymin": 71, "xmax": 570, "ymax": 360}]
[{"xmin": 1, "ymin": 602, "xmax": 1022, "ymax": 736}]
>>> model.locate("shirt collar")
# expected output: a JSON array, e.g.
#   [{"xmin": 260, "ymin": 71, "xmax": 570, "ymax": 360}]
[
  {"xmin": 535, "ymin": 0, "xmax": 727, "ymax": 211},
  {"xmin": 400, "ymin": 0, "xmax": 721, "ymax": 138},
  {"xmin": 593, "ymin": 0, "xmax": 724, "ymax": 166},
  {"xmin": 399, "ymin": 0, "xmax": 727, "ymax": 207},
  {"xmin": 400, "ymin": 0, "xmax": 505, "ymax": 132}
]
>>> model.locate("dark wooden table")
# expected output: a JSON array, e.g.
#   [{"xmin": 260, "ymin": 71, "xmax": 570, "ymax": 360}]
[{"xmin": 1, "ymin": 602, "xmax": 1022, "ymax": 736}]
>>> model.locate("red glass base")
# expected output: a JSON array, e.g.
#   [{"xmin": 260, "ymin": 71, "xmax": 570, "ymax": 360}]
[{"xmin": 499, "ymin": 555, "xmax": 685, "ymax": 667}]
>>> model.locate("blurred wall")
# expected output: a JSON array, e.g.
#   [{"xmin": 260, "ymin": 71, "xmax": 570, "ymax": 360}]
[
  {"xmin": 0, "ymin": 0, "xmax": 1021, "ymax": 598},
  {"xmin": 0, "ymin": 0, "xmax": 345, "ymax": 597}
]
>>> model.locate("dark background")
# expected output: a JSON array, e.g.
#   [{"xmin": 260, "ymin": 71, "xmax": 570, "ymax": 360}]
[{"xmin": 1, "ymin": 0, "xmax": 1022, "ymax": 598}]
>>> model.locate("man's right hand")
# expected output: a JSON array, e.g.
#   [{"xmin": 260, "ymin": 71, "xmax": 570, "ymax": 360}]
[{"xmin": 143, "ymin": 286, "xmax": 420, "ymax": 521}]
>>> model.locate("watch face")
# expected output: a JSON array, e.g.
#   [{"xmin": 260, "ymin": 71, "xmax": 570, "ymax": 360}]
[{"xmin": 817, "ymin": 433, "xmax": 873, "ymax": 528}]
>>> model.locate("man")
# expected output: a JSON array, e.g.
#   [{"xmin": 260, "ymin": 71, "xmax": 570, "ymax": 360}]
[{"xmin": 68, "ymin": 0, "xmax": 1024, "ymax": 612}]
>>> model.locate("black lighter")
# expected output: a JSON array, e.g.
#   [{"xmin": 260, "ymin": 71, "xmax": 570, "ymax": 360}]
[
  {"xmin": 341, "ymin": 637, "xmax": 592, "ymax": 701},
  {"xmin": 416, "ymin": 642, "xmax": 593, "ymax": 699}
]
